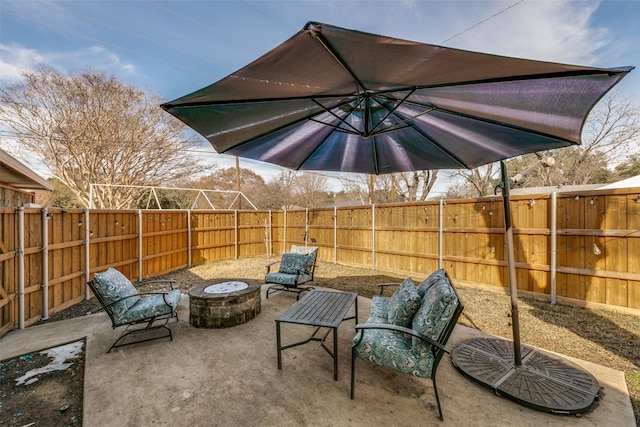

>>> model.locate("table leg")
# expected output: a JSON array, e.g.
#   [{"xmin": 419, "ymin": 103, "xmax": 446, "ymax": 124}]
[
  {"xmin": 355, "ymin": 297, "xmax": 359, "ymax": 327},
  {"xmin": 276, "ymin": 320, "xmax": 282, "ymax": 370},
  {"xmin": 333, "ymin": 326, "xmax": 338, "ymax": 381}
]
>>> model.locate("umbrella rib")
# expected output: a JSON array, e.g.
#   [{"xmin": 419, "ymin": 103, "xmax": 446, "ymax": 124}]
[
  {"xmin": 425, "ymin": 104, "xmax": 580, "ymax": 146},
  {"xmin": 311, "ymin": 99, "xmax": 361, "ymax": 135},
  {"xmin": 399, "ymin": 121, "xmax": 470, "ymax": 169},
  {"xmin": 161, "ymin": 93, "xmax": 355, "ymax": 109},
  {"xmin": 369, "ymin": 90, "xmax": 416, "ymax": 134},
  {"xmin": 310, "ymin": 31, "xmax": 368, "ymax": 94},
  {"xmin": 308, "ymin": 118, "xmax": 360, "ymax": 136},
  {"xmin": 372, "ymin": 68, "xmax": 631, "ymax": 93}
]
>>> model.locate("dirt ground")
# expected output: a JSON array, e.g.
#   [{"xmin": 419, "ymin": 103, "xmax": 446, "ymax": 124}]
[
  {"xmin": 0, "ymin": 340, "xmax": 85, "ymax": 426},
  {"xmin": 6, "ymin": 257, "xmax": 639, "ymax": 426}
]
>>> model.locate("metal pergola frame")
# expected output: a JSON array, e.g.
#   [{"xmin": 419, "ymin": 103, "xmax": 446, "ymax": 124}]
[{"xmin": 88, "ymin": 183, "xmax": 257, "ymax": 210}]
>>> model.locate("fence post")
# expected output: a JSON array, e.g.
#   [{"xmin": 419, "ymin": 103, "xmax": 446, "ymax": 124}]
[
  {"xmin": 41, "ymin": 208, "xmax": 49, "ymax": 320},
  {"xmin": 283, "ymin": 209, "xmax": 287, "ymax": 253},
  {"xmin": 550, "ymin": 192, "xmax": 557, "ymax": 304},
  {"xmin": 234, "ymin": 210, "xmax": 238, "ymax": 259},
  {"xmin": 84, "ymin": 209, "xmax": 90, "ymax": 300},
  {"xmin": 187, "ymin": 209, "xmax": 192, "ymax": 267},
  {"xmin": 268, "ymin": 210, "xmax": 273, "ymax": 257},
  {"xmin": 333, "ymin": 206, "xmax": 337, "ymax": 264},
  {"xmin": 305, "ymin": 208, "xmax": 309, "ymax": 246},
  {"xmin": 371, "ymin": 204, "xmax": 376, "ymax": 270},
  {"xmin": 439, "ymin": 199, "xmax": 444, "ymax": 269},
  {"xmin": 137, "ymin": 210, "xmax": 143, "ymax": 282},
  {"xmin": 17, "ymin": 206, "xmax": 25, "ymax": 329}
]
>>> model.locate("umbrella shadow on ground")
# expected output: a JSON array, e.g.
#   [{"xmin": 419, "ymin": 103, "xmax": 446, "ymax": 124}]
[
  {"xmin": 314, "ymin": 274, "xmax": 410, "ymax": 299},
  {"xmin": 525, "ymin": 296, "xmax": 640, "ymax": 370}
]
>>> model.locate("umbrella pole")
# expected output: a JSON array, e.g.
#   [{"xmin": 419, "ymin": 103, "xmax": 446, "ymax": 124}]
[
  {"xmin": 500, "ymin": 161, "xmax": 522, "ymax": 366},
  {"xmin": 453, "ymin": 162, "xmax": 600, "ymax": 412}
]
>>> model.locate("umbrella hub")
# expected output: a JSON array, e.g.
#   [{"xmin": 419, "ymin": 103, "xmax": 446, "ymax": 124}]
[{"xmin": 317, "ymin": 89, "xmax": 432, "ymax": 139}]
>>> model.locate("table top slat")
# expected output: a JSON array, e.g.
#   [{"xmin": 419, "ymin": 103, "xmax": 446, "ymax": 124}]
[{"xmin": 276, "ymin": 290, "xmax": 357, "ymax": 328}]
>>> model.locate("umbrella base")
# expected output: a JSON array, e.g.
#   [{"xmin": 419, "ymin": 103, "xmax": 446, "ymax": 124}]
[{"xmin": 451, "ymin": 337, "xmax": 600, "ymax": 415}]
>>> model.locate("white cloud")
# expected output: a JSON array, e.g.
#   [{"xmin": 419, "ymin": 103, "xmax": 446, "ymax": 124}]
[
  {"xmin": 0, "ymin": 43, "xmax": 46, "ymax": 81},
  {"xmin": 445, "ymin": 0, "xmax": 610, "ymax": 66},
  {"xmin": 0, "ymin": 42, "xmax": 137, "ymax": 82}
]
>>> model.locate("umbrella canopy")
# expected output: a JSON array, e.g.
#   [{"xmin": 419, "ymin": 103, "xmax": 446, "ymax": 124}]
[
  {"xmin": 162, "ymin": 21, "xmax": 631, "ymax": 175},
  {"xmin": 162, "ymin": 22, "xmax": 632, "ymax": 416}
]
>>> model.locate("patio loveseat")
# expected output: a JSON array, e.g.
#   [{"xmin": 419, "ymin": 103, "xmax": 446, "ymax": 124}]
[{"xmin": 350, "ymin": 269, "xmax": 464, "ymax": 421}]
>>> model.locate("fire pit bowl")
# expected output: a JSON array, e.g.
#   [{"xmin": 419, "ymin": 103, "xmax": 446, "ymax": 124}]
[{"xmin": 188, "ymin": 281, "xmax": 261, "ymax": 328}]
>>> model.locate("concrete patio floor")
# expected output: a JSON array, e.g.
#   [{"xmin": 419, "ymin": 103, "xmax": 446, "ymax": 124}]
[{"xmin": 0, "ymin": 286, "xmax": 635, "ymax": 426}]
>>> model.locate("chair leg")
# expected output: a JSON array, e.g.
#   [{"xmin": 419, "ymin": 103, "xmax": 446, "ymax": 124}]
[
  {"xmin": 107, "ymin": 312, "xmax": 177, "ymax": 353},
  {"xmin": 350, "ymin": 349, "xmax": 356, "ymax": 399},
  {"xmin": 432, "ymin": 374, "xmax": 444, "ymax": 421}
]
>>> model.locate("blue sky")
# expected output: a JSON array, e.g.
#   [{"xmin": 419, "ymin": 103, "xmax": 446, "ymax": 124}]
[{"xmin": 1, "ymin": 0, "xmax": 638, "ymax": 195}]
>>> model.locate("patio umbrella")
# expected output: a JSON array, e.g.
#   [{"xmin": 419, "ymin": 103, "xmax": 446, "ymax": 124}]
[{"xmin": 162, "ymin": 22, "xmax": 632, "ymax": 414}]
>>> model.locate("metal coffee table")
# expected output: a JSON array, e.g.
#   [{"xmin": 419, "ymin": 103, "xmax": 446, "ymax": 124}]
[{"xmin": 275, "ymin": 290, "xmax": 358, "ymax": 380}]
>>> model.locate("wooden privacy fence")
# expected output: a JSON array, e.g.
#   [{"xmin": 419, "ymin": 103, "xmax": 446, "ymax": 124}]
[{"xmin": 1, "ymin": 187, "xmax": 639, "ymax": 335}]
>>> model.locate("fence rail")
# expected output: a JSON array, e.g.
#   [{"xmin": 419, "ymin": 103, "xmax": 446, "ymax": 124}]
[{"xmin": 1, "ymin": 187, "xmax": 638, "ymax": 335}]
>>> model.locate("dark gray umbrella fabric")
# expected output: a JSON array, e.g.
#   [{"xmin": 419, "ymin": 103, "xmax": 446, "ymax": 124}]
[{"xmin": 162, "ymin": 22, "xmax": 631, "ymax": 175}]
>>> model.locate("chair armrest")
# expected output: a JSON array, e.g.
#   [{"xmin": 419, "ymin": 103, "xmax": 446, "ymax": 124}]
[
  {"xmin": 377, "ymin": 282, "xmax": 401, "ymax": 296},
  {"xmin": 266, "ymin": 260, "xmax": 281, "ymax": 274},
  {"xmin": 354, "ymin": 323, "xmax": 449, "ymax": 353}
]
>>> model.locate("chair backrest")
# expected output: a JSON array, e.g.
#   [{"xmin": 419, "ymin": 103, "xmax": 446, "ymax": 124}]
[
  {"xmin": 411, "ymin": 271, "xmax": 464, "ymax": 360},
  {"xmin": 290, "ymin": 245, "xmax": 318, "ymax": 257},
  {"xmin": 290, "ymin": 245, "xmax": 318, "ymax": 275},
  {"xmin": 90, "ymin": 268, "xmax": 140, "ymax": 319}
]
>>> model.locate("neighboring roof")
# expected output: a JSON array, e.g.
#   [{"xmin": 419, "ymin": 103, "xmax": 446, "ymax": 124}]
[
  {"xmin": 0, "ymin": 148, "xmax": 54, "ymax": 191},
  {"xmin": 510, "ymin": 176, "xmax": 640, "ymax": 195},
  {"xmin": 596, "ymin": 175, "xmax": 640, "ymax": 189}
]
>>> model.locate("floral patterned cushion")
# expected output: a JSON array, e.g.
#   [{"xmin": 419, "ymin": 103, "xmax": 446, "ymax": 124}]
[
  {"xmin": 352, "ymin": 328, "xmax": 435, "ymax": 378},
  {"xmin": 290, "ymin": 246, "xmax": 318, "ymax": 275},
  {"xmin": 265, "ymin": 272, "xmax": 312, "ymax": 286},
  {"xmin": 416, "ymin": 269, "xmax": 446, "ymax": 298},
  {"xmin": 114, "ymin": 290, "xmax": 181, "ymax": 326},
  {"xmin": 279, "ymin": 253, "xmax": 307, "ymax": 274},
  {"xmin": 369, "ymin": 296, "xmax": 389, "ymax": 321},
  {"xmin": 93, "ymin": 268, "xmax": 139, "ymax": 316},
  {"xmin": 387, "ymin": 278, "xmax": 421, "ymax": 327},
  {"xmin": 411, "ymin": 278, "xmax": 458, "ymax": 357}
]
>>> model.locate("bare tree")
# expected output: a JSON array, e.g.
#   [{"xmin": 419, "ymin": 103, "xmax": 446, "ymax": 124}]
[
  {"xmin": 0, "ymin": 65, "xmax": 210, "ymax": 209},
  {"xmin": 451, "ymin": 163, "xmax": 500, "ymax": 198},
  {"xmin": 512, "ymin": 94, "xmax": 639, "ymax": 186},
  {"xmin": 294, "ymin": 173, "xmax": 330, "ymax": 208},
  {"xmin": 262, "ymin": 169, "xmax": 299, "ymax": 210},
  {"xmin": 192, "ymin": 167, "xmax": 266, "ymax": 208},
  {"xmin": 448, "ymin": 92, "xmax": 640, "ymax": 194},
  {"xmin": 391, "ymin": 171, "xmax": 439, "ymax": 201},
  {"xmin": 337, "ymin": 171, "xmax": 439, "ymax": 205}
]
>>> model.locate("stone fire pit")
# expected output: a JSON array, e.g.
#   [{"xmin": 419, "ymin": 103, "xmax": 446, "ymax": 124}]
[{"xmin": 188, "ymin": 281, "xmax": 261, "ymax": 328}]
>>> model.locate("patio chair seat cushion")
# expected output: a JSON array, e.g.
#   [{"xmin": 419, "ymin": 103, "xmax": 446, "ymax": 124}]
[
  {"xmin": 113, "ymin": 290, "xmax": 182, "ymax": 326},
  {"xmin": 265, "ymin": 272, "xmax": 312, "ymax": 287},
  {"xmin": 352, "ymin": 326, "xmax": 435, "ymax": 377},
  {"xmin": 93, "ymin": 268, "xmax": 140, "ymax": 315},
  {"xmin": 279, "ymin": 253, "xmax": 307, "ymax": 274},
  {"xmin": 387, "ymin": 278, "xmax": 421, "ymax": 327},
  {"xmin": 412, "ymin": 278, "xmax": 458, "ymax": 357}
]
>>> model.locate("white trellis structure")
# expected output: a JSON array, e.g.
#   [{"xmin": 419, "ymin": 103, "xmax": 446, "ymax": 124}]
[{"xmin": 89, "ymin": 184, "xmax": 257, "ymax": 210}]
